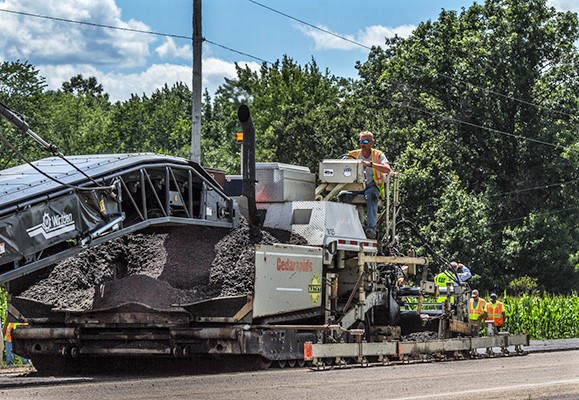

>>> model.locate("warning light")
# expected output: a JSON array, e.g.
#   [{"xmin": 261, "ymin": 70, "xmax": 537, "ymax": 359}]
[
  {"xmin": 173, "ymin": 194, "xmax": 179, "ymax": 203},
  {"xmin": 236, "ymin": 132, "xmax": 243, "ymax": 142},
  {"xmin": 303, "ymin": 341, "xmax": 313, "ymax": 361}
]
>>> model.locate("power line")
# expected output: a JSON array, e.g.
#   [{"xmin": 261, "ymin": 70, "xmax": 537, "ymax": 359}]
[
  {"xmin": 388, "ymin": 98, "xmax": 574, "ymax": 152},
  {"xmin": 0, "ymin": 8, "xmax": 192, "ymax": 41},
  {"xmin": 488, "ymin": 205, "xmax": 579, "ymax": 226},
  {"xmin": 490, "ymin": 179, "xmax": 579, "ymax": 197},
  {"xmin": 248, "ymin": 0, "xmax": 579, "ymax": 120},
  {"xmin": 248, "ymin": 0, "xmax": 372, "ymax": 51},
  {"xmin": 0, "ymin": 8, "xmax": 270, "ymax": 64},
  {"xmin": 204, "ymin": 39, "xmax": 271, "ymax": 64},
  {"xmin": 1, "ymin": 5, "xmax": 575, "ymax": 153}
]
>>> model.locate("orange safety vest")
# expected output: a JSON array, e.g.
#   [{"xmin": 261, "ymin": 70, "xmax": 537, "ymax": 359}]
[
  {"xmin": 349, "ymin": 148, "xmax": 386, "ymax": 198},
  {"xmin": 4, "ymin": 322, "xmax": 16, "ymax": 342},
  {"xmin": 487, "ymin": 301, "xmax": 504, "ymax": 327},
  {"xmin": 469, "ymin": 298, "xmax": 487, "ymax": 321},
  {"xmin": 3, "ymin": 322, "xmax": 27, "ymax": 343}
]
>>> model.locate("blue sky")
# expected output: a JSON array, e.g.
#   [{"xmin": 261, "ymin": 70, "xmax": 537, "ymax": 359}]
[{"xmin": 0, "ymin": 0, "xmax": 576, "ymax": 102}]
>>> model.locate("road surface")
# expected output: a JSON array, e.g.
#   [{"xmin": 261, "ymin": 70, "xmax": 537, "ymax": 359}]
[{"xmin": 1, "ymin": 349, "xmax": 578, "ymax": 400}]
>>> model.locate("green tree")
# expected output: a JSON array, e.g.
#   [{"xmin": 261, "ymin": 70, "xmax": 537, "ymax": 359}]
[
  {"xmin": 0, "ymin": 60, "xmax": 49, "ymax": 167},
  {"xmin": 104, "ymin": 83, "xmax": 192, "ymax": 157},
  {"xmin": 61, "ymin": 74, "xmax": 109, "ymax": 101},
  {"xmin": 208, "ymin": 56, "xmax": 354, "ymax": 174},
  {"xmin": 37, "ymin": 75, "xmax": 112, "ymax": 156},
  {"xmin": 357, "ymin": 0, "xmax": 579, "ymax": 292}
]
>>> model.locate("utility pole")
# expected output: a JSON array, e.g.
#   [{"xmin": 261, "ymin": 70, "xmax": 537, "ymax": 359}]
[{"xmin": 190, "ymin": 0, "xmax": 202, "ymax": 163}]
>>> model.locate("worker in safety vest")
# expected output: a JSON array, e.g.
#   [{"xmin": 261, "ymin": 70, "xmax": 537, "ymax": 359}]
[
  {"xmin": 469, "ymin": 289, "xmax": 487, "ymax": 333},
  {"xmin": 339, "ymin": 131, "xmax": 391, "ymax": 239},
  {"xmin": 2, "ymin": 320, "xmax": 30, "ymax": 365},
  {"xmin": 434, "ymin": 261, "xmax": 472, "ymax": 303},
  {"xmin": 486, "ymin": 293, "xmax": 505, "ymax": 333}
]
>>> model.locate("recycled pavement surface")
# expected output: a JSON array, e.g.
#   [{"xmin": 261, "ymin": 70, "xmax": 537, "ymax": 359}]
[{"xmin": 0, "ymin": 338, "xmax": 577, "ymax": 389}]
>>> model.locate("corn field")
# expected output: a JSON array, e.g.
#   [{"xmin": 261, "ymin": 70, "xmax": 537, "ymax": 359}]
[
  {"xmin": 0, "ymin": 287, "xmax": 578, "ymax": 340},
  {"xmin": 503, "ymin": 294, "xmax": 579, "ymax": 339}
]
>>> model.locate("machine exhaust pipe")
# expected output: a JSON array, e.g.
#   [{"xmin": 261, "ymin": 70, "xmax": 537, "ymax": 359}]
[{"xmin": 238, "ymin": 105, "xmax": 264, "ymax": 227}]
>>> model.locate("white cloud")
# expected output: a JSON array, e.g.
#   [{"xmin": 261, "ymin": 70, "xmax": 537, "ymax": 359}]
[
  {"xmin": 295, "ymin": 22, "xmax": 416, "ymax": 51},
  {"xmin": 547, "ymin": 0, "xmax": 579, "ymax": 13},
  {"xmin": 0, "ymin": 0, "xmax": 153, "ymax": 67},
  {"xmin": 38, "ymin": 59, "xmax": 261, "ymax": 102},
  {"xmin": 156, "ymin": 38, "xmax": 192, "ymax": 61},
  {"xmin": 0, "ymin": 0, "xmax": 260, "ymax": 102}
]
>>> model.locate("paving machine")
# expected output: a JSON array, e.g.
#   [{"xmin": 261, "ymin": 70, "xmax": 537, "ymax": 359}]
[{"xmin": 0, "ymin": 103, "xmax": 528, "ymax": 372}]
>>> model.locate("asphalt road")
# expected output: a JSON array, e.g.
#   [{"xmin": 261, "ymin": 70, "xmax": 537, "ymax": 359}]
[{"xmin": 1, "ymin": 347, "xmax": 578, "ymax": 400}]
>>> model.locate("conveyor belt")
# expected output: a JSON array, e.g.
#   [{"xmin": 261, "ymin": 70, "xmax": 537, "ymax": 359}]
[{"xmin": 0, "ymin": 153, "xmax": 238, "ymax": 284}]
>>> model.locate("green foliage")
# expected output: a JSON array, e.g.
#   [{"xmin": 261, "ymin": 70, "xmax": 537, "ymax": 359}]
[
  {"xmin": 508, "ymin": 276, "xmax": 540, "ymax": 296},
  {"xmin": 0, "ymin": 285, "xmax": 6, "ymax": 323},
  {"xmin": 359, "ymin": 0, "xmax": 579, "ymax": 293},
  {"xmin": 0, "ymin": 60, "xmax": 49, "ymax": 168},
  {"xmin": 0, "ymin": 0, "xmax": 577, "ymax": 296},
  {"xmin": 207, "ymin": 57, "xmax": 356, "ymax": 173},
  {"xmin": 502, "ymin": 213, "xmax": 579, "ymax": 293},
  {"xmin": 504, "ymin": 294, "xmax": 579, "ymax": 339},
  {"xmin": 104, "ymin": 83, "xmax": 193, "ymax": 157}
]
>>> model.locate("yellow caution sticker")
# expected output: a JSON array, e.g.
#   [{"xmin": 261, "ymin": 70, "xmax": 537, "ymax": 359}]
[{"xmin": 308, "ymin": 273, "xmax": 322, "ymax": 306}]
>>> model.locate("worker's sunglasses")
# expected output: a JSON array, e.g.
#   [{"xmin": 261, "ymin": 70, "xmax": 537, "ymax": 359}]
[{"xmin": 359, "ymin": 139, "xmax": 370, "ymax": 144}]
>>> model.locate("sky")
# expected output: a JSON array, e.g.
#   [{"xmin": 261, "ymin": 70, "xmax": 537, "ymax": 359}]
[{"xmin": 0, "ymin": 0, "xmax": 577, "ymax": 102}]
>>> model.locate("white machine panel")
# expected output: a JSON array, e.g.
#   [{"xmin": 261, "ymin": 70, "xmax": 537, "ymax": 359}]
[
  {"xmin": 259, "ymin": 201, "xmax": 367, "ymax": 246},
  {"xmin": 318, "ymin": 160, "xmax": 365, "ymax": 184},
  {"xmin": 253, "ymin": 244, "xmax": 323, "ymax": 318},
  {"xmin": 256, "ymin": 163, "xmax": 315, "ymax": 202}
]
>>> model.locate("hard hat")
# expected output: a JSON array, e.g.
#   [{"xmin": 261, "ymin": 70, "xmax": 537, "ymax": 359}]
[
  {"xmin": 490, "ymin": 293, "xmax": 497, "ymax": 299},
  {"xmin": 471, "ymin": 289, "xmax": 479, "ymax": 297}
]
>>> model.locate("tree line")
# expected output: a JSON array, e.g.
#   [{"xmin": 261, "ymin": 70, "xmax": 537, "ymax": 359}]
[{"xmin": 1, "ymin": 0, "xmax": 577, "ymax": 294}]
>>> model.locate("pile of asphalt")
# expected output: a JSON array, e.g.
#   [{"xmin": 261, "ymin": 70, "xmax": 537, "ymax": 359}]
[{"xmin": 18, "ymin": 220, "xmax": 301, "ymax": 311}]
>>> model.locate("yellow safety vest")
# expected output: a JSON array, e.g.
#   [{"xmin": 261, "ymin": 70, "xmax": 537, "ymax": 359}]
[
  {"xmin": 349, "ymin": 148, "xmax": 386, "ymax": 199},
  {"xmin": 469, "ymin": 298, "xmax": 487, "ymax": 321},
  {"xmin": 434, "ymin": 271, "xmax": 454, "ymax": 303}
]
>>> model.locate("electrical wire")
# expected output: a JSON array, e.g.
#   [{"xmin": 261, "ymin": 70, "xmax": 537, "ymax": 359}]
[
  {"xmin": 1, "ymin": 5, "xmax": 576, "ymax": 183},
  {"xmin": 248, "ymin": 0, "xmax": 579, "ymax": 120},
  {"xmin": 489, "ymin": 179, "xmax": 579, "ymax": 197},
  {"xmin": 488, "ymin": 205, "xmax": 579, "ymax": 226},
  {"xmin": 0, "ymin": 8, "xmax": 269, "ymax": 64},
  {"xmin": 248, "ymin": 0, "xmax": 578, "ymax": 154},
  {"xmin": 0, "ymin": 8, "xmax": 192, "ymax": 40},
  {"xmin": 0, "ymin": 101, "xmax": 108, "ymax": 189},
  {"xmin": 0, "ymin": 129, "xmax": 114, "ymax": 192},
  {"xmin": 3, "ymin": 3, "xmax": 578, "ymax": 127},
  {"xmin": 387, "ymin": 98, "xmax": 575, "ymax": 152},
  {"xmin": 248, "ymin": 0, "xmax": 372, "ymax": 51},
  {"xmin": 203, "ymin": 39, "xmax": 271, "ymax": 64}
]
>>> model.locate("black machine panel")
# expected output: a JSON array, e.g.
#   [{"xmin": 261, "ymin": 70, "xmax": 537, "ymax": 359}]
[{"xmin": 0, "ymin": 153, "xmax": 238, "ymax": 284}]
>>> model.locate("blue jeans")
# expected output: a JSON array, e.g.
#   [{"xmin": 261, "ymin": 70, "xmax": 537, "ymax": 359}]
[
  {"xmin": 5, "ymin": 340, "xmax": 14, "ymax": 365},
  {"xmin": 339, "ymin": 185, "xmax": 381, "ymax": 232},
  {"xmin": 4, "ymin": 341, "xmax": 30, "ymax": 365}
]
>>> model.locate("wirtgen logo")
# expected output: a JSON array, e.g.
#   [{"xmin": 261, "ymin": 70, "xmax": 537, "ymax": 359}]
[{"xmin": 27, "ymin": 212, "xmax": 75, "ymax": 239}]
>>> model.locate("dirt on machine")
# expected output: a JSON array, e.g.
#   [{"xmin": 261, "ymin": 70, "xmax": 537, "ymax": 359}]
[{"xmin": 0, "ymin": 103, "xmax": 528, "ymax": 373}]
